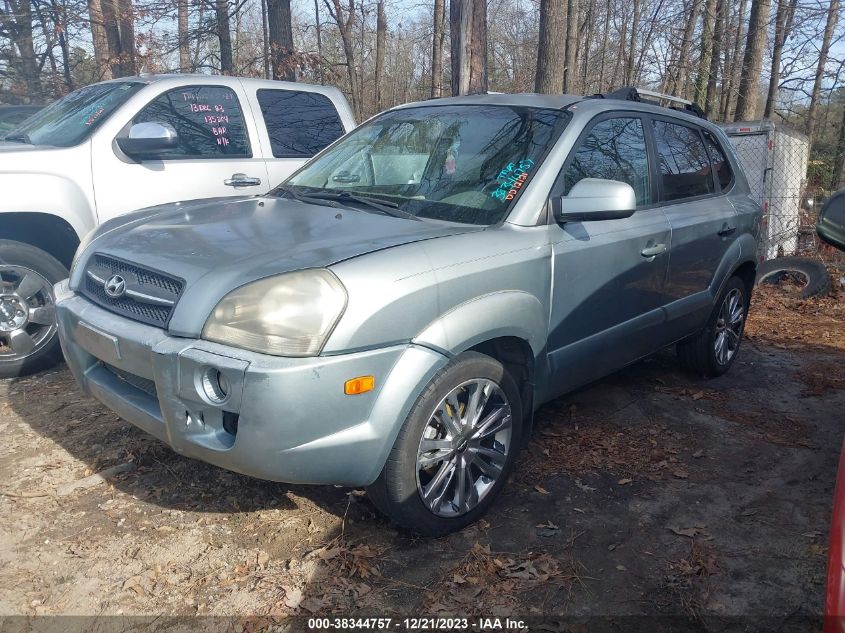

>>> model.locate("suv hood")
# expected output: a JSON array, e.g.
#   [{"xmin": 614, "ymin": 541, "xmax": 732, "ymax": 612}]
[{"xmin": 74, "ymin": 195, "xmax": 481, "ymax": 335}]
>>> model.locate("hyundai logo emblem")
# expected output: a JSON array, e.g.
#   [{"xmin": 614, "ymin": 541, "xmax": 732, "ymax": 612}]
[{"xmin": 104, "ymin": 274, "xmax": 126, "ymax": 298}]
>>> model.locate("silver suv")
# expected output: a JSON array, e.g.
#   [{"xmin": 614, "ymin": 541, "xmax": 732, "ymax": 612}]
[{"xmin": 55, "ymin": 91, "xmax": 761, "ymax": 535}]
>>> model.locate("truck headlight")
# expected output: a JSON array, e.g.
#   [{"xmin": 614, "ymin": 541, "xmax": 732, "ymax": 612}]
[{"xmin": 202, "ymin": 269, "xmax": 347, "ymax": 357}]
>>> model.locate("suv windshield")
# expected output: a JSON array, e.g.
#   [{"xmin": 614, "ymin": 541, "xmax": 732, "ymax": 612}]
[
  {"xmin": 3, "ymin": 81, "xmax": 144, "ymax": 147},
  {"xmin": 281, "ymin": 104, "xmax": 570, "ymax": 225}
]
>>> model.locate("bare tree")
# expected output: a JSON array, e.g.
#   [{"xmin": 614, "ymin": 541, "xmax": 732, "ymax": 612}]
[
  {"xmin": 450, "ymin": 0, "xmax": 487, "ymax": 95},
  {"xmin": 704, "ymin": 0, "xmax": 725, "ymax": 116},
  {"xmin": 721, "ymin": 0, "xmax": 746, "ymax": 119},
  {"xmin": 267, "ymin": 0, "xmax": 294, "ymax": 80},
  {"xmin": 215, "ymin": 0, "xmax": 233, "ymax": 73},
  {"xmin": 806, "ymin": 0, "xmax": 841, "ymax": 144},
  {"xmin": 2, "ymin": 0, "xmax": 44, "ymax": 99},
  {"xmin": 87, "ymin": 0, "xmax": 112, "ymax": 79},
  {"xmin": 431, "ymin": 0, "xmax": 445, "ymax": 97},
  {"xmin": 535, "ymin": 0, "xmax": 565, "ymax": 93},
  {"xmin": 763, "ymin": 0, "xmax": 796, "ymax": 118},
  {"xmin": 735, "ymin": 0, "xmax": 771, "ymax": 120},
  {"xmin": 694, "ymin": 0, "xmax": 716, "ymax": 105},
  {"xmin": 564, "ymin": 0, "xmax": 577, "ymax": 92},
  {"xmin": 324, "ymin": 0, "xmax": 362, "ymax": 116},
  {"xmin": 374, "ymin": 0, "xmax": 385, "ymax": 109},
  {"xmin": 178, "ymin": 0, "xmax": 190, "ymax": 71}
]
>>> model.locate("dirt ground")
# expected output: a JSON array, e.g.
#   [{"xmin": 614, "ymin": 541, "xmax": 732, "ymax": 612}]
[{"xmin": 1, "ymin": 278, "xmax": 844, "ymax": 631}]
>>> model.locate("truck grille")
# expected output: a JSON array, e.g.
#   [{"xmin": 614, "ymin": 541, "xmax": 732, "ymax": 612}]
[
  {"xmin": 102, "ymin": 363, "xmax": 158, "ymax": 398},
  {"xmin": 81, "ymin": 254, "xmax": 184, "ymax": 328}
]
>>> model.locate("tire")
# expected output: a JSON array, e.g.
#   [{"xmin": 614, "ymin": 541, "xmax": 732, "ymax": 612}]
[
  {"xmin": 677, "ymin": 276, "xmax": 749, "ymax": 379},
  {"xmin": 0, "ymin": 240, "xmax": 67, "ymax": 378},
  {"xmin": 367, "ymin": 351, "xmax": 522, "ymax": 536},
  {"xmin": 756, "ymin": 256, "xmax": 830, "ymax": 298}
]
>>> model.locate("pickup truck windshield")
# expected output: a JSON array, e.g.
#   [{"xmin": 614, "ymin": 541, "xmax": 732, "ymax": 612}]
[
  {"xmin": 3, "ymin": 81, "xmax": 144, "ymax": 147},
  {"xmin": 281, "ymin": 104, "xmax": 570, "ymax": 225}
]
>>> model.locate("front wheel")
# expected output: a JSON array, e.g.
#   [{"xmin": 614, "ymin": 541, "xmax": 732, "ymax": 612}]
[
  {"xmin": 367, "ymin": 352, "xmax": 522, "ymax": 536},
  {"xmin": 0, "ymin": 240, "xmax": 66, "ymax": 378},
  {"xmin": 677, "ymin": 276, "xmax": 749, "ymax": 378}
]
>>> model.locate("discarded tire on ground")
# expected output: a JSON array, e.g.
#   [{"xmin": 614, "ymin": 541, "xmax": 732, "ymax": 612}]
[{"xmin": 756, "ymin": 256, "xmax": 831, "ymax": 299}]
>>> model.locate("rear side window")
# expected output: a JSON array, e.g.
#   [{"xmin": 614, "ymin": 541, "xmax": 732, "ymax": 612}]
[
  {"xmin": 702, "ymin": 130, "xmax": 734, "ymax": 191},
  {"xmin": 652, "ymin": 120, "xmax": 714, "ymax": 201},
  {"xmin": 133, "ymin": 85, "xmax": 251, "ymax": 158},
  {"xmin": 562, "ymin": 117, "xmax": 651, "ymax": 205},
  {"xmin": 257, "ymin": 89, "xmax": 346, "ymax": 158}
]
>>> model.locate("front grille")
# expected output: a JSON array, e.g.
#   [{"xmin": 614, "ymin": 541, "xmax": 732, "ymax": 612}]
[
  {"xmin": 102, "ymin": 363, "xmax": 158, "ymax": 398},
  {"xmin": 81, "ymin": 254, "xmax": 184, "ymax": 327}
]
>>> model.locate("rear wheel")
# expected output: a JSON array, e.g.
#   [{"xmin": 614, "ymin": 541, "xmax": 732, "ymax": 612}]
[
  {"xmin": 677, "ymin": 276, "xmax": 748, "ymax": 378},
  {"xmin": 368, "ymin": 352, "xmax": 522, "ymax": 536},
  {"xmin": 0, "ymin": 240, "xmax": 66, "ymax": 378}
]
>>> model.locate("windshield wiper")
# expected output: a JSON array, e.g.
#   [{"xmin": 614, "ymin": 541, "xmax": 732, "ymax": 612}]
[
  {"xmin": 297, "ymin": 190, "xmax": 421, "ymax": 221},
  {"xmin": 3, "ymin": 133, "xmax": 31, "ymax": 144},
  {"xmin": 274, "ymin": 185, "xmax": 345, "ymax": 209}
]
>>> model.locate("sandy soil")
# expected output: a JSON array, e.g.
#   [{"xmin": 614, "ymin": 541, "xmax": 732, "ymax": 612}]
[{"xmin": 1, "ymin": 283, "xmax": 843, "ymax": 631}]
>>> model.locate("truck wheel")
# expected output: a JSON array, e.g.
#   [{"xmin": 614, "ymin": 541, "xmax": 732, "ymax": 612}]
[
  {"xmin": 756, "ymin": 256, "xmax": 830, "ymax": 298},
  {"xmin": 0, "ymin": 240, "xmax": 66, "ymax": 378},
  {"xmin": 677, "ymin": 276, "xmax": 748, "ymax": 378},
  {"xmin": 367, "ymin": 352, "xmax": 522, "ymax": 536}
]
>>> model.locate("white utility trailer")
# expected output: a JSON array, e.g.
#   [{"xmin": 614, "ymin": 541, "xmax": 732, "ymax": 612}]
[{"xmin": 719, "ymin": 121, "xmax": 810, "ymax": 259}]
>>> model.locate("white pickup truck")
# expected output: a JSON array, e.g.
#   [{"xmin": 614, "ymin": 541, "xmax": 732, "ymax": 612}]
[{"xmin": 0, "ymin": 74, "xmax": 356, "ymax": 377}]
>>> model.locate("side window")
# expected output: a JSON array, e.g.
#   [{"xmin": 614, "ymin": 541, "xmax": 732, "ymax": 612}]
[
  {"xmin": 702, "ymin": 130, "xmax": 734, "ymax": 191},
  {"xmin": 652, "ymin": 120, "xmax": 714, "ymax": 201},
  {"xmin": 563, "ymin": 117, "xmax": 650, "ymax": 206},
  {"xmin": 257, "ymin": 89, "xmax": 346, "ymax": 158},
  {"xmin": 133, "ymin": 85, "xmax": 250, "ymax": 158}
]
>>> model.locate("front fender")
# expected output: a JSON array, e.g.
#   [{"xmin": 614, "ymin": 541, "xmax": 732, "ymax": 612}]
[
  {"xmin": 412, "ymin": 290, "xmax": 547, "ymax": 359},
  {"xmin": 0, "ymin": 172, "xmax": 95, "ymax": 239}
]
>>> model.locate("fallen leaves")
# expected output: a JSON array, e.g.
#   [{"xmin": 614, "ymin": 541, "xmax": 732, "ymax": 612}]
[{"xmin": 667, "ymin": 525, "xmax": 711, "ymax": 540}]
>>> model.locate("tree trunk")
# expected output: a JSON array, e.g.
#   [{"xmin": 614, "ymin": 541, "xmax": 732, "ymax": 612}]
[
  {"xmin": 763, "ymin": 0, "xmax": 796, "ymax": 119},
  {"xmin": 313, "ymin": 0, "xmax": 323, "ymax": 84},
  {"xmin": 267, "ymin": 0, "xmax": 294, "ymax": 80},
  {"xmin": 625, "ymin": 0, "xmax": 641, "ymax": 86},
  {"xmin": 324, "ymin": 0, "xmax": 362, "ymax": 118},
  {"xmin": 7, "ymin": 0, "xmax": 43, "ymax": 100},
  {"xmin": 117, "ymin": 0, "xmax": 135, "ymax": 75},
  {"xmin": 50, "ymin": 0, "xmax": 73, "ymax": 89},
  {"xmin": 87, "ymin": 0, "xmax": 112, "ymax": 79},
  {"xmin": 99, "ymin": 0, "xmax": 124, "ymax": 77},
  {"xmin": 563, "ymin": 0, "xmax": 578, "ymax": 92},
  {"xmin": 806, "ymin": 0, "xmax": 840, "ymax": 146},
  {"xmin": 535, "ymin": 0, "xmax": 566, "ymax": 94},
  {"xmin": 431, "ymin": 0, "xmax": 445, "ymax": 97},
  {"xmin": 734, "ymin": 0, "xmax": 771, "ymax": 121},
  {"xmin": 704, "ymin": 0, "xmax": 725, "ymax": 117},
  {"xmin": 450, "ymin": 0, "xmax": 487, "ymax": 95},
  {"xmin": 374, "ymin": 0, "xmax": 386, "ymax": 109},
  {"xmin": 722, "ymin": 0, "xmax": 746, "ymax": 120},
  {"xmin": 178, "ymin": 0, "xmax": 190, "ymax": 71},
  {"xmin": 597, "ymin": 0, "xmax": 610, "ymax": 91},
  {"xmin": 833, "ymin": 103, "xmax": 845, "ymax": 190},
  {"xmin": 669, "ymin": 0, "xmax": 700, "ymax": 98},
  {"xmin": 580, "ymin": 0, "xmax": 594, "ymax": 93},
  {"xmin": 215, "ymin": 0, "xmax": 233, "ymax": 73},
  {"xmin": 694, "ymin": 0, "xmax": 716, "ymax": 105}
]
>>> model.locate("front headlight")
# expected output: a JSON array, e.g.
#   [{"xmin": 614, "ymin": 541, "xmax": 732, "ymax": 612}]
[{"xmin": 202, "ymin": 269, "xmax": 347, "ymax": 357}]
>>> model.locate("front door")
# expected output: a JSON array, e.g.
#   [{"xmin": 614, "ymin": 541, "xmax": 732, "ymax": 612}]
[
  {"xmin": 546, "ymin": 115, "xmax": 671, "ymax": 398},
  {"xmin": 92, "ymin": 83, "xmax": 270, "ymax": 222}
]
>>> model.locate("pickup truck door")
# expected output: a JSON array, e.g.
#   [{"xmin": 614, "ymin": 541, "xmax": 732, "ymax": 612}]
[
  {"xmin": 544, "ymin": 115, "xmax": 671, "ymax": 398},
  {"xmin": 91, "ymin": 82, "xmax": 271, "ymax": 221}
]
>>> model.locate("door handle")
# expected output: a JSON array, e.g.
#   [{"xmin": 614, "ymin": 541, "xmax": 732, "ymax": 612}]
[
  {"xmin": 718, "ymin": 224, "xmax": 737, "ymax": 237},
  {"xmin": 641, "ymin": 243, "xmax": 667, "ymax": 258},
  {"xmin": 224, "ymin": 173, "xmax": 262, "ymax": 187}
]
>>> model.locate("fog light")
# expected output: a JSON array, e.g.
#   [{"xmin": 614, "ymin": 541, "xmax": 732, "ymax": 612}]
[
  {"xmin": 344, "ymin": 375, "xmax": 375, "ymax": 395},
  {"xmin": 200, "ymin": 367, "xmax": 229, "ymax": 404}
]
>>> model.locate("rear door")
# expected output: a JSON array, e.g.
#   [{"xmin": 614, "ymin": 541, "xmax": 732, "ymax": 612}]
[
  {"xmin": 93, "ymin": 82, "xmax": 270, "ymax": 220},
  {"xmin": 649, "ymin": 117, "xmax": 739, "ymax": 338},
  {"xmin": 247, "ymin": 87, "xmax": 350, "ymax": 188}
]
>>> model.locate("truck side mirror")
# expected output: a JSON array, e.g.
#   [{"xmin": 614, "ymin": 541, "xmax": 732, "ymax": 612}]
[
  {"xmin": 551, "ymin": 178, "xmax": 637, "ymax": 223},
  {"xmin": 117, "ymin": 122, "xmax": 179, "ymax": 158}
]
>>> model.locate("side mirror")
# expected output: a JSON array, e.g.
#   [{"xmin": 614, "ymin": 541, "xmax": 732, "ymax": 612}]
[
  {"xmin": 817, "ymin": 188, "xmax": 845, "ymax": 252},
  {"xmin": 551, "ymin": 178, "xmax": 637, "ymax": 223},
  {"xmin": 117, "ymin": 122, "xmax": 178, "ymax": 157}
]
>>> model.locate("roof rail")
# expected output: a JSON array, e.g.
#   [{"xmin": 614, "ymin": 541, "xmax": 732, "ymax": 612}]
[{"xmin": 591, "ymin": 86, "xmax": 707, "ymax": 120}]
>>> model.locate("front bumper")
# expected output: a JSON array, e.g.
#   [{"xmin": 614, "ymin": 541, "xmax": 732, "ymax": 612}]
[{"xmin": 54, "ymin": 280, "xmax": 448, "ymax": 486}]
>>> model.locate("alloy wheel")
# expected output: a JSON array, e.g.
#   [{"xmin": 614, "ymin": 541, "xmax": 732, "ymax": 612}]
[
  {"xmin": 415, "ymin": 378, "xmax": 512, "ymax": 518},
  {"xmin": 713, "ymin": 288, "xmax": 744, "ymax": 366},
  {"xmin": 0, "ymin": 266, "xmax": 57, "ymax": 364}
]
